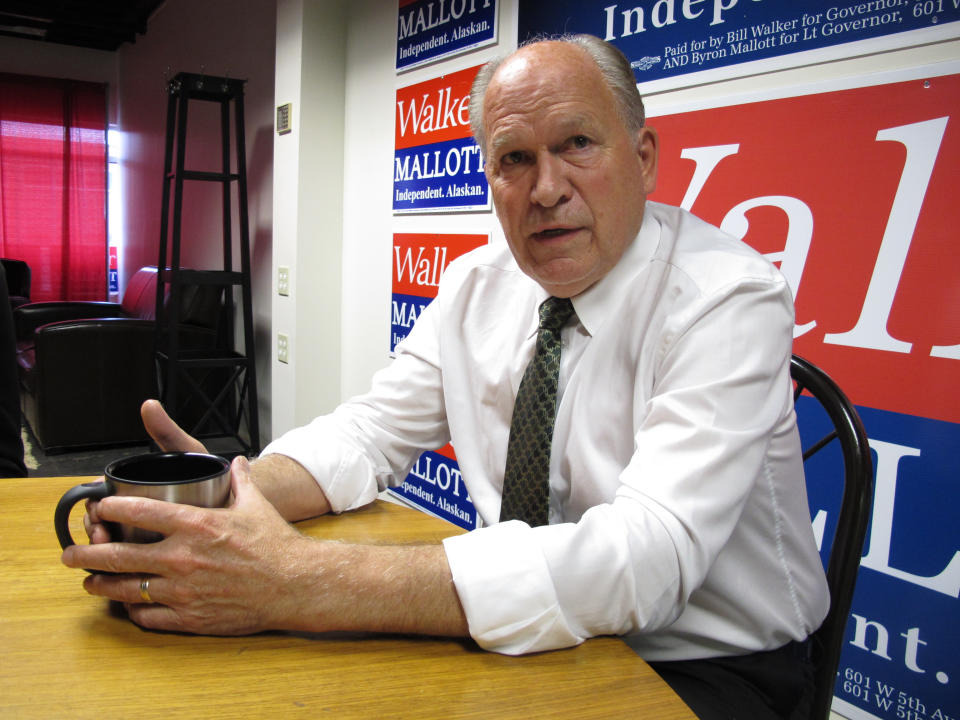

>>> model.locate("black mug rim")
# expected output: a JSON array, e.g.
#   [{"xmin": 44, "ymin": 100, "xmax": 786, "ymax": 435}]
[{"xmin": 104, "ymin": 452, "xmax": 230, "ymax": 486}]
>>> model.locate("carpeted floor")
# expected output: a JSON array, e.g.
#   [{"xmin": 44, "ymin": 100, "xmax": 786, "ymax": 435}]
[
  {"xmin": 21, "ymin": 422, "xmax": 151, "ymax": 478},
  {"xmin": 20, "ymin": 420, "xmax": 253, "ymax": 477}
]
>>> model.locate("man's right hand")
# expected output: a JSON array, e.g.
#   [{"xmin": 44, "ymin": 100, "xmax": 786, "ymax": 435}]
[
  {"xmin": 145, "ymin": 398, "xmax": 332, "ymax": 521},
  {"xmin": 83, "ymin": 399, "xmax": 208, "ymax": 543},
  {"xmin": 88, "ymin": 398, "xmax": 331, "ymax": 541},
  {"xmin": 141, "ymin": 398, "xmax": 207, "ymax": 453}
]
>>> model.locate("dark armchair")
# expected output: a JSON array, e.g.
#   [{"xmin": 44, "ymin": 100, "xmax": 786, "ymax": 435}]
[
  {"xmin": 14, "ymin": 267, "xmax": 223, "ymax": 452},
  {"xmin": 0, "ymin": 264, "xmax": 26, "ymax": 476},
  {"xmin": 1, "ymin": 258, "xmax": 31, "ymax": 310}
]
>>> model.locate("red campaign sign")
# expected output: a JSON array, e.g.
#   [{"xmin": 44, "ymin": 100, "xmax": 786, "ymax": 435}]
[
  {"xmin": 392, "ymin": 232, "xmax": 488, "ymax": 298},
  {"xmin": 395, "ymin": 65, "xmax": 480, "ymax": 150},
  {"xmin": 648, "ymin": 72, "xmax": 960, "ymax": 424}
]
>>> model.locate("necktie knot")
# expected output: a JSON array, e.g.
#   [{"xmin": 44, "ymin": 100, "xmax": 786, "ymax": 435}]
[{"xmin": 538, "ymin": 297, "xmax": 574, "ymax": 333}]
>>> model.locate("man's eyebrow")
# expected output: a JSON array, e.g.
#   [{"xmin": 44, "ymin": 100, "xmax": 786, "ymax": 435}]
[
  {"xmin": 487, "ymin": 131, "xmax": 521, "ymax": 159},
  {"xmin": 486, "ymin": 113, "xmax": 601, "ymax": 159},
  {"xmin": 554, "ymin": 113, "xmax": 597, "ymax": 135}
]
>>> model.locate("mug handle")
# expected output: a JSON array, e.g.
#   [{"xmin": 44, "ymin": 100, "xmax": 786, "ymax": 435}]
[{"xmin": 54, "ymin": 481, "xmax": 111, "ymax": 550}]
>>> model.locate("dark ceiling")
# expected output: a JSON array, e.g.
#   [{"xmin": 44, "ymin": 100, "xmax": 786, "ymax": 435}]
[{"xmin": 0, "ymin": 0, "xmax": 164, "ymax": 52}]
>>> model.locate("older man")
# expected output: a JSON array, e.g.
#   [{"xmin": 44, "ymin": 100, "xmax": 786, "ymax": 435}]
[{"xmin": 66, "ymin": 35, "xmax": 828, "ymax": 719}]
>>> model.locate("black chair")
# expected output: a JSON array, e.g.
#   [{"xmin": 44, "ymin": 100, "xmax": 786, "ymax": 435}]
[
  {"xmin": 0, "ymin": 258, "xmax": 31, "ymax": 310},
  {"xmin": 0, "ymin": 264, "xmax": 27, "ymax": 476},
  {"xmin": 13, "ymin": 267, "xmax": 224, "ymax": 452},
  {"xmin": 791, "ymin": 354, "xmax": 873, "ymax": 720}
]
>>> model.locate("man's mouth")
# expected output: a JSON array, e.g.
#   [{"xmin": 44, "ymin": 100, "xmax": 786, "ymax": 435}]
[{"xmin": 532, "ymin": 227, "xmax": 579, "ymax": 240}]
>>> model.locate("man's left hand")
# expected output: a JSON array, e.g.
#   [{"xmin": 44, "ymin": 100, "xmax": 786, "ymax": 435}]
[{"xmin": 61, "ymin": 456, "xmax": 316, "ymax": 635}]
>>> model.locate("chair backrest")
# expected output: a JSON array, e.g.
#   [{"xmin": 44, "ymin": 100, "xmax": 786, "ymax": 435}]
[
  {"xmin": 0, "ymin": 263, "xmax": 27, "ymax": 477},
  {"xmin": 0, "ymin": 258, "xmax": 31, "ymax": 303},
  {"xmin": 120, "ymin": 267, "xmax": 160, "ymax": 319},
  {"xmin": 791, "ymin": 354, "xmax": 873, "ymax": 720},
  {"xmin": 120, "ymin": 267, "xmax": 223, "ymax": 330}
]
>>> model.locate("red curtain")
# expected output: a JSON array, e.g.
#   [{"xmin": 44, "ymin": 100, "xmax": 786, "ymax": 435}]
[{"xmin": 0, "ymin": 73, "xmax": 107, "ymax": 301}]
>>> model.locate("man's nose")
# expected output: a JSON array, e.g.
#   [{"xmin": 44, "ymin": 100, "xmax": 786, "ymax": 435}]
[{"xmin": 529, "ymin": 152, "xmax": 571, "ymax": 208}]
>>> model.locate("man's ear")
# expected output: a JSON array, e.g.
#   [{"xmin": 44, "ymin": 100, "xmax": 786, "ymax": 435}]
[{"xmin": 636, "ymin": 126, "xmax": 659, "ymax": 195}]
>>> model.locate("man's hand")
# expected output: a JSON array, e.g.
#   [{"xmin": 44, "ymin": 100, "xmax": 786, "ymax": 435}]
[
  {"xmin": 142, "ymin": 398, "xmax": 330, "ymax": 522},
  {"xmin": 62, "ymin": 457, "xmax": 469, "ymax": 638},
  {"xmin": 141, "ymin": 398, "xmax": 207, "ymax": 453},
  {"xmin": 83, "ymin": 400, "xmax": 205, "ymax": 544},
  {"xmin": 65, "ymin": 456, "xmax": 316, "ymax": 634}
]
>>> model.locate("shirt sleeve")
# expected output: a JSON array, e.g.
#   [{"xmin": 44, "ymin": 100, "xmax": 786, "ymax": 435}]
[
  {"xmin": 261, "ymin": 301, "xmax": 451, "ymax": 513},
  {"xmin": 443, "ymin": 271, "xmax": 798, "ymax": 655}
]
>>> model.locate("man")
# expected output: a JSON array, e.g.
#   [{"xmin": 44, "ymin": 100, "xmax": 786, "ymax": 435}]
[{"xmin": 64, "ymin": 35, "xmax": 828, "ymax": 719}]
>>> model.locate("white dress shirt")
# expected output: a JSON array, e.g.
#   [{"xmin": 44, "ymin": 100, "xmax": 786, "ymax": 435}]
[{"xmin": 262, "ymin": 201, "xmax": 829, "ymax": 660}]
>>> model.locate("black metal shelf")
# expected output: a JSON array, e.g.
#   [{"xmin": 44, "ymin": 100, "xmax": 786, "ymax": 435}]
[
  {"xmin": 167, "ymin": 170, "xmax": 242, "ymax": 182},
  {"xmin": 159, "ymin": 269, "xmax": 246, "ymax": 285},
  {"xmin": 155, "ymin": 71, "xmax": 260, "ymax": 456}
]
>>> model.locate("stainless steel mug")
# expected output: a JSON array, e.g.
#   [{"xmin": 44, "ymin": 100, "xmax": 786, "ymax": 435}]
[{"xmin": 55, "ymin": 452, "xmax": 231, "ymax": 548}]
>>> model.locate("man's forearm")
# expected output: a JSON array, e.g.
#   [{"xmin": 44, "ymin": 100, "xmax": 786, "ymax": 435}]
[
  {"xmin": 275, "ymin": 538, "xmax": 469, "ymax": 637},
  {"xmin": 250, "ymin": 453, "xmax": 332, "ymax": 521},
  {"xmin": 249, "ymin": 454, "xmax": 469, "ymax": 637}
]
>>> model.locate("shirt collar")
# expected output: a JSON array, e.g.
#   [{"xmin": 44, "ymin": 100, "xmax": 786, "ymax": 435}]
[{"xmin": 571, "ymin": 205, "xmax": 661, "ymax": 337}]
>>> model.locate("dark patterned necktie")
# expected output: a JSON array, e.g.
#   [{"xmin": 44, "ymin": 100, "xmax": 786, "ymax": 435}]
[{"xmin": 500, "ymin": 296, "xmax": 576, "ymax": 526}]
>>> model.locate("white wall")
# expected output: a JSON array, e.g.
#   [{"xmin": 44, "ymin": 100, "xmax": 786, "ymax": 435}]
[
  {"xmin": 337, "ymin": 0, "xmax": 515, "ymax": 402},
  {"xmin": 270, "ymin": 0, "xmax": 346, "ymax": 435},
  {"xmin": 0, "ymin": 36, "xmax": 119, "ymax": 122},
  {"xmin": 116, "ymin": 0, "xmax": 277, "ymax": 441}
]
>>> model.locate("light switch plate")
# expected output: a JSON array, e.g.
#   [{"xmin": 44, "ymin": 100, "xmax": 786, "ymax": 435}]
[
  {"xmin": 278, "ymin": 266, "xmax": 290, "ymax": 296},
  {"xmin": 276, "ymin": 103, "xmax": 292, "ymax": 135},
  {"xmin": 277, "ymin": 333, "xmax": 289, "ymax": 364}
]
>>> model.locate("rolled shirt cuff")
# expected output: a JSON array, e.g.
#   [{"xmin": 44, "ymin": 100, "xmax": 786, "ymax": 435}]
[
  {"xmin": 260, "ymin": 423, "xmax": 381, "ymax": 514},
  {"xmin": 442, "ymin": 520, "xmax": 584, "ymax": 655}
]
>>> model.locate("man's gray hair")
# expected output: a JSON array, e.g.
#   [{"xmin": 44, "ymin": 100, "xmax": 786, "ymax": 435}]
[{"xmin": 469, "ymin": 34, "xmax": 646, "ymax": 152}]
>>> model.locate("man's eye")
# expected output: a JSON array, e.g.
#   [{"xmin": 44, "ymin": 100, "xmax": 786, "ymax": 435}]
[
  {"xmin": 501, "ymin": 151, "xmax": 525, "ymax": 166},
  {"xmin": 570, "ymin": 135, "xmax": 591, "ymax": 149}
]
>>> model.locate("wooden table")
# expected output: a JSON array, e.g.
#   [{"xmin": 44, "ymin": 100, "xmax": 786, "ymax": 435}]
[{"xmin": 0, "ymin": 476, "xmax": 694, "ymax": 719}]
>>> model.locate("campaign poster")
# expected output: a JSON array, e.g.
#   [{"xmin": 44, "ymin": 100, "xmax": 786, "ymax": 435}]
[
  {"xmin": 391, "ymin": 232, "xmax": 488, "ymax": 350},
  {"xmin": 397, "ymin": 0, "xmax": 498, "ymax": 72},
  {"xmin": 518, "ymin": 0, "xmax": 960, "ymax": 89},
  {"xmin": 389, "ymin": 232, "xmax": 488, "ymax": 529},
  {"xmin": 394, "ymin": 65, "xmax": 490, "ymax": 214},
  {"xmin": 391, "ymin": 444, "xmax": 478, "ymax": 529},
  {"xmin": 108, "ymin": 246, "xmax": 118, "ymax": 294},
  {"xmin": 647, "ymin": 68, "xmax": 959, "ymax": 720}
]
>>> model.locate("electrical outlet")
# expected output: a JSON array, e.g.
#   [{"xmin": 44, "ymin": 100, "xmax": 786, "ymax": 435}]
[
  {"xmin": 277, "ymin": 333, "xmax": 289, "ymax": 364},
  {"xmin": 278, "ymin": 266, "xmax": 290, "ymax": 296}
]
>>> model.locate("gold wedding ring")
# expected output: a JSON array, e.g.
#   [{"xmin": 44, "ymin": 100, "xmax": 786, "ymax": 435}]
[{"xmin": 139, "ymin": 577, "xmax": 153, "ymax": 603}]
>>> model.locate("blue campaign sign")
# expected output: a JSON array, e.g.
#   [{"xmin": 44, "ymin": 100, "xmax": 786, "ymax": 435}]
[
  {"xmin": 391, "ymin": 291, "xmax": 432, "ymax": 351},
  {"xmin": 390, "ymin": 448, "xmax": 478, "ymax": 529},
  {"xmin": 518, "ymin": 0, "xmax": 960, "ymax": 86},
  {"xmin": 393, "ymin": 136, "xmax": 489, "ymax": 213},
  {"xmin": 397, "ymin": 0, "xmax": 498, "ymax": 72},
  {"xmin": 800, "ymin": 398, "xmax": 959, "ymax": 720},
  {"xmin": 389, "ymin": 232, "xmax": 487, "ymax": 528}
]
